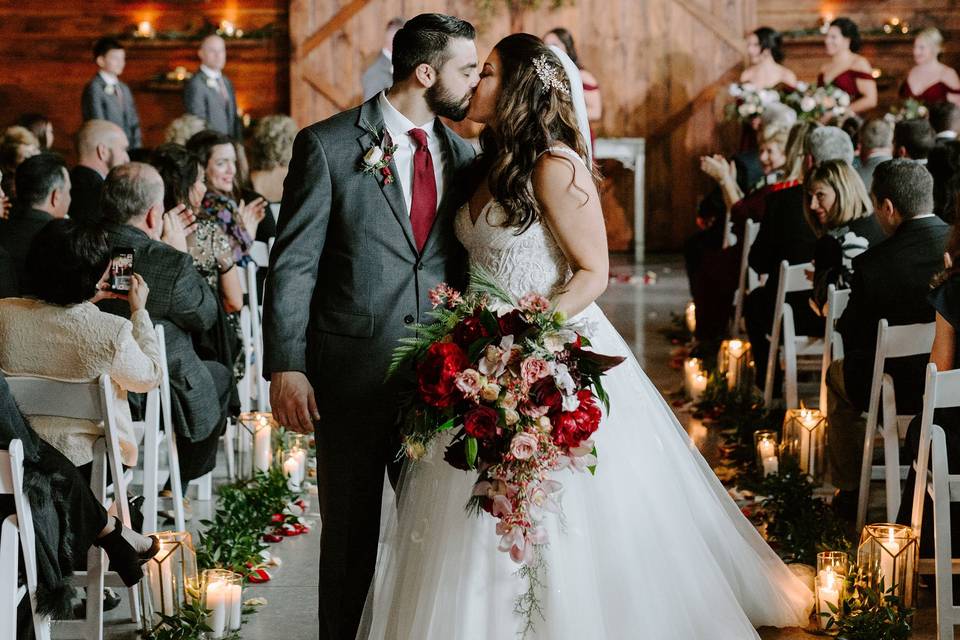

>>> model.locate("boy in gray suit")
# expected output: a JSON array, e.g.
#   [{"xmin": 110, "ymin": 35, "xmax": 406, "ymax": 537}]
[{"xmin": 81, "ymin": 38, "xmax": 142, "ymax": 149}]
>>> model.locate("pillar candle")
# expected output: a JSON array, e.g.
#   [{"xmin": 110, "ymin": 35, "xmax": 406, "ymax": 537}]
[
  {"xmin": 817, "ymin": 568, "xmax": 841, "ymax": 618},
  {"xmin": 228, "ymin": 583, "xmax": 243, "ymax": 631},
  {"xmin": 254, "ymin": 423, "xmax": 272, "ymax": 472},
  {"xmin": 206, "ymin": 581, "xmax": 229, "ymax": 639},
  {"xmin": 879, "ymin": 529, "xmax": 900, "ymax": 589}
]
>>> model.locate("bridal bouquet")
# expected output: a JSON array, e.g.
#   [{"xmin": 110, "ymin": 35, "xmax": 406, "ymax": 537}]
[
  {"xmin": 781, "ymin": 83, "xmax": 851, "ymax": 122},
  {"xmin": 388, "ymin": 270, "xmax": 624, "ymax": 565},
  {"xmin": 725, "ymin": 83, "xmax": 782, "ymax": 122}
]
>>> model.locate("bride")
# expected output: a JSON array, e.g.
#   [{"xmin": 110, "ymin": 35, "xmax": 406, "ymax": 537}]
[{"xmin": 359, "ymin": 34, "xmax": 813, "ymax": 639}]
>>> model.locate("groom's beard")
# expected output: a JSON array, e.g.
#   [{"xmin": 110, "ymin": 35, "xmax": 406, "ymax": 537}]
[{"xmin": 425, "ymin": 80, "xmax": 472, "ymax": 122}]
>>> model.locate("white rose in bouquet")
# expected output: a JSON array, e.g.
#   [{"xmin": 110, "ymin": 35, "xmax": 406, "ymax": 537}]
[{"xmin": 800, "ymin": 96, "xmax": 817, "ymax": 113}]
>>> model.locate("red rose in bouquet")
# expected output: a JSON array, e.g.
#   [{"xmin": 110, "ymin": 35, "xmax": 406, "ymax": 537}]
[
  {"xmin": 497, "ymin": 309, "xmax": 532, "ymax": 338},
  {"xmin": 451, "ymin": 312, "xmax": 490, "ymax": 347},
  {"xmin": 552, "ymin": 390, "xmax": 602, "ymax": 449},
  {"xmin": 528, "ymin": 377, "xmax": 562, "ymax": 416},
  {"xmin": 417, "ymin": 342, "xmax": 469, "ymax": 408},
  {"xmin": 464, "ymin": 405, "xmax": 499, "ymax": 440}
]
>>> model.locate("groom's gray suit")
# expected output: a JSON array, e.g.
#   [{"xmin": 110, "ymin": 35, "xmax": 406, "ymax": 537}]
[{"xmin": 262, "ymin": 95, "xmax": 475, "ymax": 640}]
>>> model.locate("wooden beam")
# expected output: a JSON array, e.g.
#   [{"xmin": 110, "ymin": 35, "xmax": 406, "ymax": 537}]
[
  {"xmin": 297, "ymin": 0, "xmax": 371, "ymax": 59},
  {"xmin": 672, "ymin": 0, "xmax": 746, "ymax": 54},
  {"xmin": 302, "ymin": 69, "xmax": 352, "ymax": 110}
]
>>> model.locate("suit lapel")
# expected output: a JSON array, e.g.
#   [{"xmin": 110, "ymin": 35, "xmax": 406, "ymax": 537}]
[{"xmin": 357, "ymin": 98, "xmax": 418, "ymax": 255}]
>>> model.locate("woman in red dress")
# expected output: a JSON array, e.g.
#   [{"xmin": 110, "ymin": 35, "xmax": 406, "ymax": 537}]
[
  {"xmin": 817, "ymin": 17, "xmax": 877, "ymax": 115},
  {"xmin": 740, "ymin": 27, "xmax": 798, "ymax": 90},
  {"xmin": 901, "ymin": 28, "xmax": 960, "ymax": 105},
  {"xmin": 543, "ymin": 28, "xmax": 602, "ymax": 126}
]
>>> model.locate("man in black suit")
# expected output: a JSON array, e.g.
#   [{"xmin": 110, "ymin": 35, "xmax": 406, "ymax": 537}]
[
  {"xmin": 826, "ymin": 159, "xmax": 950, "ymax": 509},
  {"xmin": 927, "ymin": 102, "xmax": 960, "ymax": 222},
  {"xmin": 184, "ymin": 35, "xmax": 241, "ymax": 139},
  {"xmin": 81, "ymin": 38, "xmax": 142, "ymax": 149},
  {"xmin": 96, "ymin": 163, "xmax": 230, "ymax": 485},
  {"xmin": 0, "ymin": 153, "xmax": 71, "ymax": 294},
  {"xmin": 893, "ymin": 118, "xmax": 936, "ymax": 163},
  {"xmin": 745, "ymin": 126, "xmax": 853, "ymax": 384},
  {"xmin": 67, "ymin": 119, "xmax": 129, "ymax": 224}
]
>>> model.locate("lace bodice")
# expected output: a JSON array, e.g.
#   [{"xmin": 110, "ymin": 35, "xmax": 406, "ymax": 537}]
[{"xmin": 454, "ymin": 148, "xmax": 582, "ymax": 301}]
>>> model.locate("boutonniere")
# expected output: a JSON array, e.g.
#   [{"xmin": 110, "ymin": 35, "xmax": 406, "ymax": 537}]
[
  {"xmin": 206, "ymin": 77, "xmax": 218, "ymax": 90},
  {"xmin": 360, "ymin": 128, "xmax": 398, "ymax": 185},
  {"xmin": 104, "ymin": 84, "xmax": 116, "ymax": 96}
]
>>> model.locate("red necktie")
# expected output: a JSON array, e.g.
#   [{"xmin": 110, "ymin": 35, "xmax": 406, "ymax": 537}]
[{"xmin": 407, "ymin": 128, "xmax": 437, "ymax": 252}]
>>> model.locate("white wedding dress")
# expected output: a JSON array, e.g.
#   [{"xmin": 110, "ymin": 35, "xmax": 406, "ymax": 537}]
[{"xmin": 359, "ymin": 148, "xmax": 813, "ymax": 640}]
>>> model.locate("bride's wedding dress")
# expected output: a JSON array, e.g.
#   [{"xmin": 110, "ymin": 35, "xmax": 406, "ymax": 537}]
[{"xmin": 360, "ymin": 148, "xmax": 813, "ymax": 639}]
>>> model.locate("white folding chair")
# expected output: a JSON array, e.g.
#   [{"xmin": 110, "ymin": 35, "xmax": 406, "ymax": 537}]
[
  {"xmin": 247, "ymin": 240, "xmax": 272, "ymax": 412},
  {"xmin": 6, "ymin": 375, "xmax": 139, "ymax": 640},
  {"xmin": 0, "ymin": 440, "xmax": 51, "ymax": 640},
  {"xmin": 856, "ymin": 320, "xmax": 936, "ymax": 530},
  {"xmin": 731, "ymin": 219, "xmax": 762, "ymax": 336},
  {"xmin": 818, "ymin": 285, "xmax": 851, "ymax": 410},
  {"xmin": 763, "ymin": 260, "xmax": 824, "ymax": 408},
  {"xmin": 910, "ymin": 364, "xmax": 960, "ymax": 640}
]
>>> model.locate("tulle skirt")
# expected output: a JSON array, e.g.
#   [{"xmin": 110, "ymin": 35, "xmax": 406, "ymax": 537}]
[{"xmin": 359, "ymin": 303, "xmax": 813, "ymax": 640}]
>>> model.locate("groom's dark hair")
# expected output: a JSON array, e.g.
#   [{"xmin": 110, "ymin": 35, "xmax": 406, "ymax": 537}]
[{"xmin": 391, "ymin": 13, "xmax": 475, "ymax": 84}]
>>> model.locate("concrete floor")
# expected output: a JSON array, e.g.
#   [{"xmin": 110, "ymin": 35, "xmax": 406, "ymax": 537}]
[{"xmin": 100, "ymin": 254, "xmax": 949, "ymax": 639}]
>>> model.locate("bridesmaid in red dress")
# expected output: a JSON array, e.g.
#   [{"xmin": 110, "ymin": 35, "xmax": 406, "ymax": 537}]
[
  {"xmin": 740, "ymin": 27, "xmax": 798, "ymax": 90},
  {"xmin": 543, "ymin": 28, "xmax": 602, "ymax": 131},
  {"xmin": 901, "ymin": 28, "xmax": 960, "ymax": 105},
  {"xmin": 817, "ymin": 17, "xmax": 878, "ymax": 115}
]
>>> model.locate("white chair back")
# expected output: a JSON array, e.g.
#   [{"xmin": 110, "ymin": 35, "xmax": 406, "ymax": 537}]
[
  {"xmin": 731, "ymin": 219, "xmax": 761, "ymax": 336},
  {"xmin": 245, "ymin": 241, "xmax": 271, "ymax": 412},
  {"xmin": 819, "ymin": 285, "xmax": 851, "ymax": 409}
]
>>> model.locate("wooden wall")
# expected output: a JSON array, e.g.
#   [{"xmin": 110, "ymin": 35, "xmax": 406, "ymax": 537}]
[{"xmin": 0, "ymin": 1, "xmax": 289, "ymax": 158}]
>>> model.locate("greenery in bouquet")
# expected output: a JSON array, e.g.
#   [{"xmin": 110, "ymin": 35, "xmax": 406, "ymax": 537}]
[
  {"xmin": 781, "ymin": 83, "xmax": 851, "ymax": 123},
  {"xmin": 725, "ymin": 83, "xmax": 782, "ymax": 123},
  {"xmin": 821, "ymin": 564, "xmax": 914, "ymax": 640},
  {"xmin": 885, "ymin": 98, "xmax": 929, "ymax": 123}
]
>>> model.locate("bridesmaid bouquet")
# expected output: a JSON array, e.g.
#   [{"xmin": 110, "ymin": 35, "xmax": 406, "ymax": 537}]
[
  {"xmin": 886, "ymin": 98, "xmax": 929, "ymax": 123},
  {"xmin": 388, "ymin": 269, "xmax": 624, "ymax": 565},
  {"xmin": 725, "ymin": 83, "xmax": 782, "ymax": 122},
  {"xmin": 781, "ymin": 83, "xmax": 851, "ymax": 122}
]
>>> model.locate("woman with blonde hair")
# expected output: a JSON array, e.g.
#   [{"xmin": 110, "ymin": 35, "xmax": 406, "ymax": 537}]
[
  {"xmin": 803, "ymin": 158, "xmax": 884, "ymax": 312},
  {"xmin": 901, "ymin": 27, "xmax": 960, "ymax": 105},
  {"xmin": 248, "ymin": 114, "xmax": 297, "ymax": 220}
]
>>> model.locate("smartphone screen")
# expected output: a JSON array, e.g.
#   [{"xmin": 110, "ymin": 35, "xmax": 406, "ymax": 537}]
[{"xmin": 110, "ymin": 247, "xmax": 134, "ymax": 292}]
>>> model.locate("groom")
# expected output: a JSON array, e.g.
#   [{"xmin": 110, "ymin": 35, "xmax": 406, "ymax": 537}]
[{"xmin": 262, "ymin": 13, "xmax": 479, "ymax": 640}]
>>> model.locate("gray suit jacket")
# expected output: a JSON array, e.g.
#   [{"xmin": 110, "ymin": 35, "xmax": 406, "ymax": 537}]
[
  {"xmin": 81, "ymin": 75, "xmax": 142, "ymax": 148},
  {"xmin": 263, "ymin": 97, "xmax": 476, "ymax": 421},
  {"xmin": 362, "ymin": 53, "xmax": 393, "ymax": 101},
  {"xmin": 98, "ymin": 224, "xmax": 222, "ymax": 442},
  {"xmin": 184, "ymin": 70, "xmax": 241, "ymax": 139}
]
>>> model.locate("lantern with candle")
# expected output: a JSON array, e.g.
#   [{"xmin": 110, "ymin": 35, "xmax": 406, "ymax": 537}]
[
  {"xmin": 717, "ymin": 339, "xmax": 754, "ymax": 391},
  {"xmin": 857, "ymin": 524, "xmax": 918, "ymax": 607},
  {"xmin": 815, "ymin": 551, "xmax": 848, "ymax": 629},
  {"xmin": 202, "ymin": 569, "xmax": 244, "ymax": 639},
  {"xmin": 237, "ymin": 412, "xmax": 277, "ymax": 479},
  {"xmin": 781, "ymin": 406, "xmax": 827, "ymax": 481},
  {"xmin": 753, "ymin": 430, "xmax": 780, "ymax": 477},
  {"xmin": 139, "ymin": 531, "xmax": 198, "ymax": 632},
  {"xmin": 684, "ymin": 301, "xmax": 696, "ymax": 334}
]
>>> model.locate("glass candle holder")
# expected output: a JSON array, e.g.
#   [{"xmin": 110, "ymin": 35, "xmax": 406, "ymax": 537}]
[
  {"xmin": 857, "ymin": 523, "xmax": 919, "ymax": 607},
  {"xmin": 815, "ymin": 551, "xmax": 849, "ymax": 629},
  {"xmin": 139, "ymin": 531, "xmax": 198, "ymax": 631},
  {"xmin": 718, "ymin": 339, "xmax": 754, "ymax": 391},
  {"xmin": 781, "ymin": 407, "xmax": 827, "ymax": 481},
  {"xmin": 753, "ymin": 430, "xmax": 779, "ymax": 477},
  {"xmin": 237, "ymin": 411, "xmax": 277, "ymax": 478},
  {"xmin": 202, "ymin": 569, "xmax": 244, "ymax": 639}
]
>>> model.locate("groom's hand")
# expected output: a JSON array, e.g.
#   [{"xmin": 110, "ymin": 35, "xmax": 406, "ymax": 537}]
[{"xmin": 270, "ymin": 371, "xmax": 320, "ymax": 433}]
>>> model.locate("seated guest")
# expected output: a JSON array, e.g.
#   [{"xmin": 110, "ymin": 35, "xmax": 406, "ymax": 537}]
[
  {"xmin": 803, "ymin": 159, "xmax": 884, "ymax": 314},
  {"xmin": 0, "ymin": 126, "xmax": 40, "ymax": 200},
  {"xmin": 894, "ymin": 118, "xmax": 937, "ymax": 163},
  {"xmin": 81, "ymin": 37, "xmax": 142, "ymax": 149},
  {"xmin": 0, "ymin": 174, "xmax": 13, "ymax": 296},
  {"xmin": 248, "ymin": 114, "xmax": 298, "ymax": 221},
  {"xmin": 16, "ymin": 114, "xmax": 54, "ymax": 151},
  {"xmin": 0, "ymin": 153, "xmax": 70, "ymax": 294},
  {"xmin": 933, "ymin": 140, "xmax": 960, "ymax": 224},
  {"xmin": 900, "ymin": 28, "xmax": 960, "ymax": 106},
  {"xmin": 96, "ymin": 163, "xmax": 230, "ymax": 486},
  {"xmin": 746, "ymin": 125, "xmax": 854, "ymax": 384},
  {"xmin": 826, "ymin": 159, "xmax": 951, "ymax": 514},
  {"xmin": 856, "ymin": 119, "xmax": 894, "ymax": 191},
  {"xmin": 187, "ymin": 130, "xmax": 270, "ymax": 264},
  {"xmin": 163, "ymin": 114, "xmax": 206, "ymax": 146},
  {"xmin": 930, "ymin": 102, "xmax": 960, "ymax": 142},
  {"xmin": 0, "ymin": 219, "xmax": 161, "ymax": 473},
  {"xmin": 67, "ymin": 119, "xmax": 129, "ymax": 224}
]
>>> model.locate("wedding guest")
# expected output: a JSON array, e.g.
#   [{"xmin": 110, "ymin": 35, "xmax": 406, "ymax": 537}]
[
  {"xmin": 184, "ymin": 35, "xmax": 241, "ymax": 139},
  {"xmin": 164, "ymin": 114, "xmax": 207, "ymax": 146},
  {"xmin": 935, "ymin": 141, "xmax": 960, "ymax": 224},
  {"xmin": 67, "ymin": 119, "xmax": 130, "ymax": 224},
  {"xmin": 826, "ymin": 159, "xmax": 950, "ymax": 515},
  {"xmin": 96, "ymin": 163, "xmax": 229, "ymax": 486},
  {"xmin": 0, "ymin": 219, "xmax": 161, "ymax": 475},
  {"xmin": 930, "ymin": 102, "xmax": 960, "ymax": 142},
  {"xmin": 0, "ymin": 126, "xmax": 40, "ymax": 200},
  {"xmin": 248, "ymin": 114, "xmax": 297, "ymax": 221},
  {"xmin": 362, "ymin": 17, "xmax": 405, "ymax": 100},
  {"xmin": 746, "ymin": 125, "xmax": 853, "ymax": 384},
  {"xmin": 894, "ymin": 118, "xmax": 936, "ymax": 162},
  {"xmin": 543, "ymin": 28, "xmax": 602, "ymax": 123},
  {"xmin": 81, "ymin": 38, "xmax": 142, "ymax": 149},
  {"xmin": 856, "ymin": 119, "xmax": 894, "ymax": 191},
  {"xmin": 802, "ymin": 159, "xmax": 884, "ymax": 314},
  {"xmin": 740, "ymin": 27, "xmax": 798, "ymax": 90},
  {"xmin": 17, "ymin": 114, "xmax": 54, "ymax": 150},
  {"xmin": 818, "ymin": 17, "xmax": 878, "ymax": 115},
  {"xmin": 0, "ymin": 153, "xmax": 70, "ymax": 294},
  {"xmin": 900, "ymin": 28, "xmax": 960, "ymax": 106}
]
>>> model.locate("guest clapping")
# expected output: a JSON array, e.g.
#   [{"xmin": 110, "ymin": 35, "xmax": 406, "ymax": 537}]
[
  {"xmin": 900, "ymin": 28, "xmax": 960, "ymax": 105},
  {"xmin": 740, "ymin": 27, "xmax": 797, "ymax": 90},
  {"xmin": 818, "ymin": 18, "xmax": 877, "ymax": 115}
]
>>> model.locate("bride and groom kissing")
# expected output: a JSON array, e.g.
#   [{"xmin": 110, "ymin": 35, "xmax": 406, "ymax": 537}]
[{"xmin": 263, "ymin": 12, "xmax": 814, "ymax": 640}]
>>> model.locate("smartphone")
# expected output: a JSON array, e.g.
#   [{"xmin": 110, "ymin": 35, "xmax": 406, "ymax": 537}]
[{"xmin": 109, "ymin": 247, "xmax": 134, "ymax": 293}]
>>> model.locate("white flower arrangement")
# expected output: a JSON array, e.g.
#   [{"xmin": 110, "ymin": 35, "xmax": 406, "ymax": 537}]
[
  {"xmin": 781, "ymin": 84, "xmax": 852, "ymax": 123},
  {"xmin": 725, "ymin": 83, "xmax": 783, "ymax": 123}
]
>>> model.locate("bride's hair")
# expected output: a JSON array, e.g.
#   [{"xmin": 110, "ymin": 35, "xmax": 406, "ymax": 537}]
[{"xmin": 479, "ymin": 33, "xmax": 594, "ymax": 232}]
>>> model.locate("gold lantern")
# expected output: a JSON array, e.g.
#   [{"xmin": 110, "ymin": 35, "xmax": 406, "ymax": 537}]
[
  {"xmin": 139, "ymin": 531, "xmax": 198, "ymax": 631},
  {"xmin": 781, "ymin": 406, "xmax": 827, "ymax": 481},
  {"xmin": 202, "ymin": 569, "xmax": 244, "ymax": 639},
  {"xmin": 857, "ymin": 524, "xmax": 919, "ymax": 607},
  {"xmin": 753, "ymin": 430, "xmax": 779, "ymax": 477},
  {"xmin": 237, "ymin": 411, "xmax": 277, "ymax": 478},
  {"xmin": 815, "ymin": 551, "xmax": 849, "ymax": 629},
  {"xmin": 717, "ymin": 339, "xmax": 754, "ymax": 391}
]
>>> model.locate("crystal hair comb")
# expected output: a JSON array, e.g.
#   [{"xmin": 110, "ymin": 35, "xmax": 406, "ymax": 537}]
[{"xmin": 532, "ymin": 54, "xmax": 570, "ymax": 95}]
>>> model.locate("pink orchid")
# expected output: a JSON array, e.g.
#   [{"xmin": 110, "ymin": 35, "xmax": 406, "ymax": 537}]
[
  {"xmin": 491, "ymin": 494, "xmax": 513, "ymax": 518},
  {"xmin": 479, "ymin": 336, "xmax": 514, "ymax": 378},
  {"xmin": 498, "ymin": 526, "xmax": 524, "ymax": 554}
]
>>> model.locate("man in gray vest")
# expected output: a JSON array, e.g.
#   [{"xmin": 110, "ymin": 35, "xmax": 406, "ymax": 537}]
[
  {"xmin": 184, "ymin": 35, "xmax": 241, "ymax": 139},
  {"xmin": 81, "ymin": 38, "xmax": 142, "ymax": 148}
]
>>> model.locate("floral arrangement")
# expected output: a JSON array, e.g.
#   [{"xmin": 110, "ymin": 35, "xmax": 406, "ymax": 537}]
[
  {"xmin": 781, "ymin": 83, "xmax": 851, "ymax": 122},
  {"xmin": 390, "ymin": 269, "xmax": 624, "ymax": 567},
  {"xmin": 725, "ymin": 83, "xmax": 783, "ymax": 122},
  {"xmin": 885, "ymin": 98, "xmax": 929, "ymax": 123}
]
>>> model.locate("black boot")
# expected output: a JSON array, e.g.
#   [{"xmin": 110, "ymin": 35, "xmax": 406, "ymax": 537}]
[{"xmin": 94, "ymin": 517, "xmax": 160, "ymax": 586}]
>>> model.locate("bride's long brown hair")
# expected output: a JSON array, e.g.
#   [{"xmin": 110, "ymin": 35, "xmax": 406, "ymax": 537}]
[{"xmin": 479, "ymin": 33, "xmax": 596, "ymax": 232}]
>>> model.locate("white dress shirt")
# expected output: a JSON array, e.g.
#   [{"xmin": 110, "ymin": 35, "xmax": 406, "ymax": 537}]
[
  {"xmin": 98, "ymin": 70, "xmax": 119, "ymax": 86},
  {"xmin": 378, "ymin": 92, "xmax": 445, "ymax": 216},
  {"xmin": 200, "ymin": 64, "xmax": 223, "ymax": 80}
]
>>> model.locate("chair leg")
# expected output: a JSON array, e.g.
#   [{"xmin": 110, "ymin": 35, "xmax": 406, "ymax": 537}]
[
  {"xmin": 87, "ymin": 444, "xmax": 107, "ymax": 640},
  {"xmin": 931, "ymin": 428, "xmax": 954, "ymax": 640},
  {"xmin": 192, "ymin": 472, "xmax": 213, "ymax": 501},
  {"xmin": 856, "ymin": 424, "xmax": 877, "ymax": 531},
  {"xmin": 165, "ymin": 430, "xmax": 187, "ymax": 533},
  {"xmin": 224, "ymin": 420, "xmax": 236, "ymax": 482},
  {"xmin": 0, "ymin": 518, "xmax": 18, "ymax": 640},
  {"xmin": 142, "ymin": 429, "xmax": 159, "ymax": 536},
  {"xmin": 883, "ymin": 417, "xmax": 902, "ymax": 522}
]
